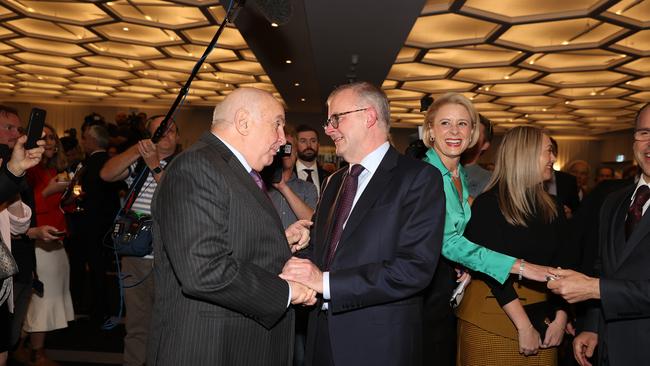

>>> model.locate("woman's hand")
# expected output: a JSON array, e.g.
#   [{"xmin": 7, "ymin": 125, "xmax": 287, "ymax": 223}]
[
  {"xmin": 42, "ymin": 176, "xmax": 68, "ymax": 197},
  {"xmin": 518, "ymin": 324, "xmax": 541, "ymax": 356},
  {"xmin": 27, "ymin": 225, "xmax": 60, "ymax": 241},
  {"xmin": 542, "ymin": 310, "xmax": 568, "ymax": 348}
]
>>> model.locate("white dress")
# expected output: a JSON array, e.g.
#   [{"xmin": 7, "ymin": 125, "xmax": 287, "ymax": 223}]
[{"xmin": 23, "ymin": 242, "xmax": 74, "ymax": 332}]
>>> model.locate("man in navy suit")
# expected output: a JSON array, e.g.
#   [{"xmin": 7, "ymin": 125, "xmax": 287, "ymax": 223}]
[
  {"xmin": 549, "ymin": 104, "xmax": 650, "ymax": 366},
  {"xmin": 281, "ymin": 82, "xmax": 445, "ymax": 366}
]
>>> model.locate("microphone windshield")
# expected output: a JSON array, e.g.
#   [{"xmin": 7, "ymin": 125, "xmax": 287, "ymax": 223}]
[{"xmin": 252, "ymin": 0, "xmax": 292, "ymax": 25}]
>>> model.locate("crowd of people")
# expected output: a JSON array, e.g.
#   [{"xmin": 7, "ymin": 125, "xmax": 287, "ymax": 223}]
[{"xmin": 0, "ymin": 82, "xmax": 647, "ymax": 366}]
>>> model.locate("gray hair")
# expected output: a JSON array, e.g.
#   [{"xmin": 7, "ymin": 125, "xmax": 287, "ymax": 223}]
[
  {"xmin": 87, "ymin": 124, "xmax": 109, "ymax": 149},
  {"xmin": 327, "ymin": 82, "xmax": 391, "ymax": 132}
]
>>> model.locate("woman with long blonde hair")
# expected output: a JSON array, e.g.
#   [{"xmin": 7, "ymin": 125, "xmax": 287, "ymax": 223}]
[{"xmin": 455, "ymin": 126, "xmax": 569, "ymax": 365}]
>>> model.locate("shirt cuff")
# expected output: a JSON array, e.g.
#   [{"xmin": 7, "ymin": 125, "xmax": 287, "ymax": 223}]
[
  {"xmin": 323, "ymin": 271, "xmax": 330, "ymax": 300},
  {"xmin": 286, "ymin": 280, "xmax": 292, "ymax": 308}
]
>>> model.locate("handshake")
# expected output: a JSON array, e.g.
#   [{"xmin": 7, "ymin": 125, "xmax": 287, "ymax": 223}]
[{"xmin": 281, "ymin": 219, "xmax": 323, "ymax": 306}]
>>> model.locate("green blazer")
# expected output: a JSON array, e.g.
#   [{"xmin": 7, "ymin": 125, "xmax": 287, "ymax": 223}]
[{"xmin": 423, "ymin": 148, "xmax": 514, "ymax": 284}]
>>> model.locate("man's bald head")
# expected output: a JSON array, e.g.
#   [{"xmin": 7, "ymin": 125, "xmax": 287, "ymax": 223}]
[
  {"xmin": 212, "ymin": 88, "xmax": 278, "ymax": 128},
  {"xmin": 210, "ymin": 87, "xmax": 286, "ymax": 171}
]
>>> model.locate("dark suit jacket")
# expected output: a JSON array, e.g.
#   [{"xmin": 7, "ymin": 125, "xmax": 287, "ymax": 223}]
[
  {"xmin": 0, "ymin": 164, "xmax": 26, "ymax": 203},
  {"xmin": 583, "ymin": 182, "xmax": 650, "ymax": 365},
  {"xmin": 554, "ymin": 170, "xmax": 580, "ymax": 213},
  {"xmin": 148, "ymin": 132, "xmax": 294, "ymax": 366},
  {"xmin": 79, "ymin": 151, "xmax": 122, "ymax": 235},
  {"xmin": 305, "ymin": 146, "xmax": 445, "ymax": 366}
]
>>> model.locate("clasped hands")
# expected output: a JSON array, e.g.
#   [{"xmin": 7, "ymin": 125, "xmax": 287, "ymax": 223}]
[{"xmin": 281, "ymin": 257, "xmax": 323, "ymax": 306}]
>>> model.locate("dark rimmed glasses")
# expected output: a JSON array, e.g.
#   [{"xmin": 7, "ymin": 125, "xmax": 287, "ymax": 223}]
[{"xmin": 323, "ymin": 108, "xmax": 368, "ymax": 129}]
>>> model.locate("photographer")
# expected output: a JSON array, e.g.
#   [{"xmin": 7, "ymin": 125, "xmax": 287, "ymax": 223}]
[
  {"xmin": 100, "ymin": 115, "xmax": 178, "ymax": 366},
  {"xmin": 268, "ymin": 127, "xmax": 317, "ymax": 229}
]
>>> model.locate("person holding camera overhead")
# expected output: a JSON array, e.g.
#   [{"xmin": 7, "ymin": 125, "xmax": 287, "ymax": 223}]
[
  {"xmin": 100, "ymin": 115, "xmax": 178, "ymax": 366},
  {"xmin": 267, "ymin": 126, "xmax": 318, "ymax": 230}
]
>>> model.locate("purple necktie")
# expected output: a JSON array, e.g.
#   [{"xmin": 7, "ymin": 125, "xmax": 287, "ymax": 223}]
[
  {"xmin": 325, "ymin": 164, "xmax": 365, "ymax": 269},
  {"xmin": 249, "ymin": 170, "xmax": 267, "ymax": 192},
  {"xmin": 626, "ymin": 185, "xmax": 650, "ymax": 240}
]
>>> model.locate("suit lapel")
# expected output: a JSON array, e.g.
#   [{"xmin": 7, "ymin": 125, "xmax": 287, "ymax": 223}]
[
  {"xmin": 201, "ymin": 133, "xmax": 282, "ymax": 227},
  {"xmin": 335, "ymin": 148, "xmax": 398, "ymax": 254},
  {"xmin": 606, "ymin": 185, "xmax": 634, "ymax": 269},
  {"xmin": 619, "ymin": 189, "xmax": 650, "ymax": 264},
  {"xmin": 315, "ymin": 170, "xmax": 344, "ymax": 267}
]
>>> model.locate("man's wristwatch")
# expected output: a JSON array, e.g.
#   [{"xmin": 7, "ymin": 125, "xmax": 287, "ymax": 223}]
[{"xmin": 151, "ymin": 166, "xmax": 163, "ymax": 174}]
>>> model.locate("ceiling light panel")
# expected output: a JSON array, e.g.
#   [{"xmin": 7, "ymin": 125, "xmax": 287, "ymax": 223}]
[{"xmin": 0, "ymin": 2, "xmax": 279, "ymax": 107}]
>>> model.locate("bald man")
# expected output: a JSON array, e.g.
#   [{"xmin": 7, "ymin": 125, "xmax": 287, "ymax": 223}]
[{"xmin": 147, "ymin": 88, "xmax": 315, "ymax": 366}]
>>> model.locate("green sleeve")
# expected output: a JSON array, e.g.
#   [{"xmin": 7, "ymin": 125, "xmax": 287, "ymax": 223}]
[{"xmin": 441, "ymin": 213, "xmax": 515, "ymax": 284}]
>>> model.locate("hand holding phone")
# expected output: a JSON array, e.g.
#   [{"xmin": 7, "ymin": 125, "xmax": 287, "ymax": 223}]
[
  {"xmin": 49, "ymin": 230, "xmax": 66, "ymax": 237},
  {"xmin": 25, "ymin": 108, "xmax": 46, "ymax": 149}
]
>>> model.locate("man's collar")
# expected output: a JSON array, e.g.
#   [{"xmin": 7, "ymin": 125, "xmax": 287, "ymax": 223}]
[
  {"xmin": 212, "ymin": 132, "xmax": 252, "ymax": 173},
  {"xmin": 297, "ymin": 159, "xmax": 316, "ymax": 170}
]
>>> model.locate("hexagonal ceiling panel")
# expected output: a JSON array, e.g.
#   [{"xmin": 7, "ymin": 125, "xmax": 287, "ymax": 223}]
[
  {"xmin": 0, "ymin": 0, "xmax": 277, "ymax": 107},
  {"xmin": 385, "ymin": 0, "xmax": 648, "ymax": 135}
]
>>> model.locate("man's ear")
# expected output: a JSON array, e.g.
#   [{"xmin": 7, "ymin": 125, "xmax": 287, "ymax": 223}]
[
  {"xmin": 233, "ymin": 108, "xmax": 250, "ymax": 136},
  {"xmin": 365, "ymin": 107, "xmax": 378, "ymax": 128},
  {"xmin": 480, "ymin": 141, "xmax": 490, "ymax": 153}
]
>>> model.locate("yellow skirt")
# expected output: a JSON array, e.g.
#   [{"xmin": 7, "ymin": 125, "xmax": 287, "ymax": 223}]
[{"xmin": 457, "ymin": 319, "xmax": 557, "ymax": 366}]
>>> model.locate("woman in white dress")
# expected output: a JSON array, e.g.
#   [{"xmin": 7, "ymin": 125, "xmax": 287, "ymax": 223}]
[{"xmin": 23, "ymin": 125, "xmax": 74, "ymax": 366}]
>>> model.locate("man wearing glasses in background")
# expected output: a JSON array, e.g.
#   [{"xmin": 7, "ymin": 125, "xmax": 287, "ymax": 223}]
[{"xmin": 549, "ymin": 104, "xmax": 650, "ymax": 366}]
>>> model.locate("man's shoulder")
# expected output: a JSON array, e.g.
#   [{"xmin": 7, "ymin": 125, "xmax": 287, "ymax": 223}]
[
  {"xmin": 394, "ymin": 150, "xmax": 440, "ymax": 178},
  {"xmin": 602, "ymin": 181, "xmax": 636, "ymax": 207}
]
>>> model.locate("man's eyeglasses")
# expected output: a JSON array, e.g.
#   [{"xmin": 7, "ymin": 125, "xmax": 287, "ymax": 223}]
[
  {"xmin": 634, "ymin": 129, "xmax": 650, "ymax": 142},
  {"xmin": 323, "ymin": 108, "xmax": 368, "ymax": 129}
]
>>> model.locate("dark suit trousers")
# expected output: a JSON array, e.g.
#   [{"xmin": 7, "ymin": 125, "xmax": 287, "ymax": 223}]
[{"xmin": 312, "ymin": 310, "xmax": 334, "ymax": 366}]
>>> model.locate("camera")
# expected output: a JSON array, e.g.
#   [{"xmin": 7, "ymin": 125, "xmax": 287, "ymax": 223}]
[{"xmin": 277, "ymin": 143, "xmax": 292, "ymax": 157}]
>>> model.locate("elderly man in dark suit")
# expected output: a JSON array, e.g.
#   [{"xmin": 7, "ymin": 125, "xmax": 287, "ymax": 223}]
[
  {"xmin": 147, "ymin": 88, "xmax": 316, "ymax": 366},
  {"xmin": 281, "ymin": 82, "xmax": 445, "ymax": 366},
  {"xmin": 549, "ymin": 104, "xmax": 650, "ymax": 366}
]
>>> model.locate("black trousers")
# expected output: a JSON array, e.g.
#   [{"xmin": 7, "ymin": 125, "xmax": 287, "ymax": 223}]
[{"xmin": 311, "ymin": 310, "xmax": 335, "ymax": 366}]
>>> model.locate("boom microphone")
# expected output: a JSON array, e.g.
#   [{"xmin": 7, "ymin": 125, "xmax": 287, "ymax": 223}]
[{"xmin": 251, "ymin": 0, "xmax": 292, "ymax": 25}]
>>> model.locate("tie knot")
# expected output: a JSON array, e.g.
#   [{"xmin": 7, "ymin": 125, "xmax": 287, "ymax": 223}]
[
  {"xmin": 304, "ymin": 169, "xmax": 313, "ymax": 173},
  {"xmin": 249, "ymin": 169, "xmax": 265, "ymax": 191},
  {"xmin": 632, "ymin": 185, "xmax": 650, "ymax": 208},
  {"xmin": 349, "ymin": 164, "xmax": 364, "ymax": 178}
]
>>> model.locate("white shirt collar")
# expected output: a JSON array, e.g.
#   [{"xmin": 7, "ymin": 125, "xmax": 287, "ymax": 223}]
[
  {"xmin": 213, "ymin": 133, "xmax": 252, "ymax": 173},
  {"xmin": 633, "ymin": 175, "xmax": 650, "ymax": 198},
  {"xmin": 355, "ymin": 141, "xmax": 390, "ymax": 175},
  {"xmin": 297, "ymin": 159, "xmax": 316, "ymax": 170}
]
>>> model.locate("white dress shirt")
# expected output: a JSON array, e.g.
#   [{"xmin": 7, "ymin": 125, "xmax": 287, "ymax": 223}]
[{"xmin": 296, "ymin": 160, "xmax": 321, "ymax": 196}]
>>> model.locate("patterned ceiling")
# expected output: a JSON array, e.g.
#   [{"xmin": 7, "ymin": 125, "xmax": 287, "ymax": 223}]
[
  {"xmin": 385, "ymin": 0, "xmax": 650, "ymax": 134},
  {"xmin": 0, "ymin": 0, "xmax": 279, "ymax": 107},
  {"xmin": 0, "ymin": 0, "xmax": 647, "ymax": 136}
]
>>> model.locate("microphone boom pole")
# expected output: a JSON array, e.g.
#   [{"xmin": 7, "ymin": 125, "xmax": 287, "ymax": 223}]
[{"xmin": 151, "ymin": 0, "xmax": 244, "ymax": 143}]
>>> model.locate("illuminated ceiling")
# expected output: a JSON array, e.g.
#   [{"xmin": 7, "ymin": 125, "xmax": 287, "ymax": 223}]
[
  {"xmin": 0, "ymin": 0, "xmax": 647, "ymax": 136},
  {"xmin": 0, "ymin": 0, "xmax": 279, "ymax": 107},
  {"xmin": 385, "ymin": 0, "xmax": 649, "ymax": 135}
]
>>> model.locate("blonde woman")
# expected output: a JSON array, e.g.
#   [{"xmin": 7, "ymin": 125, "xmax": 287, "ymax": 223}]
[
  {"xmin": 456, "ymin": 126, "xmax": 569, "ymax": 365},
  {"xmin": 421, "ymin": 93, "xmax": 557, "ymax": 364}
]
